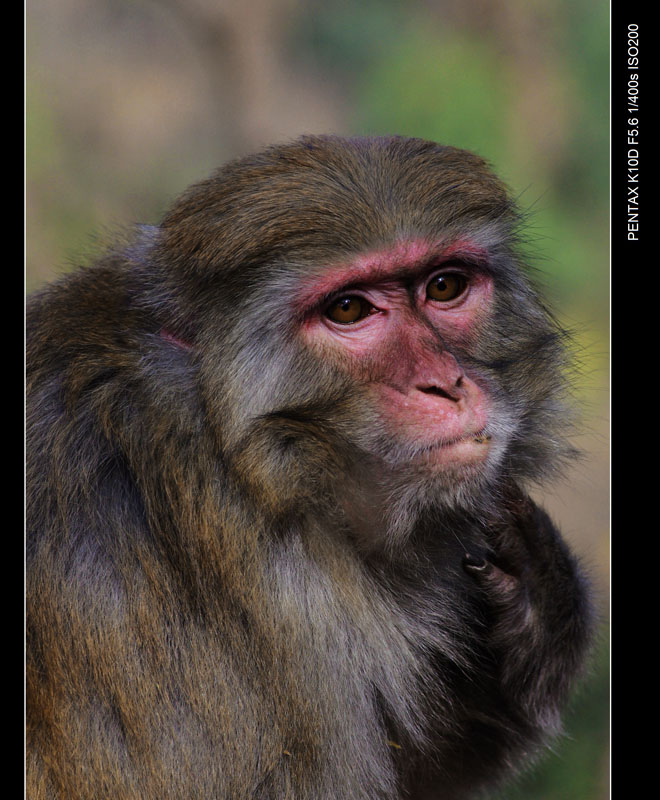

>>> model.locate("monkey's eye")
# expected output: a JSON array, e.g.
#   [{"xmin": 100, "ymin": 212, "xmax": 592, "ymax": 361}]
[
  {"xmin": 325, "ymin": 296, "xmax": 373, "ymax": 324},
  {"xmin": 426, "ymin": 273, "xmax": 467, "ymax": 302}
]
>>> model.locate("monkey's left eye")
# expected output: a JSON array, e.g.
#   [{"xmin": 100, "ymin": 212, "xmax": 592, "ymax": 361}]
[
  {"xmin": 426, "ymin": 273, "xmax": 467, "ymax": 302},
  {"xmin": 325, "ymin": 296, "xmax": 373, "ymax": 324}
]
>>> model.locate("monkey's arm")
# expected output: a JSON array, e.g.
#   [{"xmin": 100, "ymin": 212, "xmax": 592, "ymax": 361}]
[
  {"xmin": 466, "ymin": 487, "xmax": 593, "ymax": 726},
  {"xmin": 436, "ymin": 489, "xmax": 593, "ymax": 800}
]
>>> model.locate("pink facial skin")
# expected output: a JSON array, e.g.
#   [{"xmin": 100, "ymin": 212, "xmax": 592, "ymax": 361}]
[{"xmin": 300, "ymin": 238, "xmax": 494, "ymax": 468}]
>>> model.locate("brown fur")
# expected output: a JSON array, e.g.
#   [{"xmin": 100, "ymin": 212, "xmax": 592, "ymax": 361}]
[{"xmin": 27, "ymin": 136, "xmax": 592, "ymax": 799}]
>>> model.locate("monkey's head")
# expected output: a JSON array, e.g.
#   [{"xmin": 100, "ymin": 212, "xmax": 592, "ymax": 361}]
[{"xmin": 143, "ymin": 136, "xmax": 572, "ymax": 542}]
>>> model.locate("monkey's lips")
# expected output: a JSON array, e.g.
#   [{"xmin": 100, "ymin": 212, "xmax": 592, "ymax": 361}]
[{"xmin": 416, "ymin": 430, "xmax": 492, "ymax": 468}]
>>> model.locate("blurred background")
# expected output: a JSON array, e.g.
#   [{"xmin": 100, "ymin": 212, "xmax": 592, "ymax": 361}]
[{"xmin": 26, "ymin": 0, "xmax": 609, "ymax": 796}]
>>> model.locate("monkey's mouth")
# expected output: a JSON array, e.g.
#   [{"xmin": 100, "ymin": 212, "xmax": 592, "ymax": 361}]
[
  {"xmin": 429, "ymin": 429, "xmax": 492, "ymax": 450},
  {"xmin": 410, "ymin": 429, "xmax": 493, "ymax": 468}
]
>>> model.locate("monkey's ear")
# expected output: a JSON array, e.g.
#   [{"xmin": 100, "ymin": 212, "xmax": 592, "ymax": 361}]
[{"xmin": 124, "ymin": 224, "xmax": 160, "ymax": 265}]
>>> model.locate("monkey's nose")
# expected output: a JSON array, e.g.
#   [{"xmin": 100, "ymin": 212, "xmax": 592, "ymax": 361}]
[
  {"xmin": 412, "ymin": 349, "xmax": 465, "ymax": 403},
  {"xmin": 417, "ymin": 371, "xmax": 465, "ymax": 403}
]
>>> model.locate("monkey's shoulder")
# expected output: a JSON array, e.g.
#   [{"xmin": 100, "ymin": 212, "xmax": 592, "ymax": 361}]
[
  {"xmin": 27, "ymin": 256, "xmax": 202, "ymax": 420},
  {"xmin": 27, "ymin": 260, "xmax": 141, "ymax": 374}
]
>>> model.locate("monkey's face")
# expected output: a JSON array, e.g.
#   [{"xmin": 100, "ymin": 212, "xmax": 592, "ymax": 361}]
[
  {"xmin": 298, "ymin": 237, "xmax": 501, "ymax": 484},
  {"xmin": 160, "ymin": 137, "xmax": 570, "ymax": 525}
]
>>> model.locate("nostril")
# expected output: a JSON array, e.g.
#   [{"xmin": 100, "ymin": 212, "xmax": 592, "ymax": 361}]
[{"xmin": 418, "ymin": 385, "xmax": 457, "ymax": 401}]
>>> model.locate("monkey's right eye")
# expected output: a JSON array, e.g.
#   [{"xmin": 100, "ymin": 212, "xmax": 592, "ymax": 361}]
[{"xmin": 325, "ymin": 296, "xmax": 373, "ymax": 324}]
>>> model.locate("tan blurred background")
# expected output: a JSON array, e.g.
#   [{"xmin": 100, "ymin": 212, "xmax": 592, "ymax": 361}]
[{"xmin": 26, "ymin": 1, "xmax": 609, "ymax": 796}]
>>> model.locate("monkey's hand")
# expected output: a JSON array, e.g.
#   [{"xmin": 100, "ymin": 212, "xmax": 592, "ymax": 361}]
[{"xmin": 462, "ymin": 485, "xmax": 593, "ymax": 729}]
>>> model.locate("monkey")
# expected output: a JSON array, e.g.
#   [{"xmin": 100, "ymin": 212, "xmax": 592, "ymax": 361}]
[{"xmin": 26, "ymin": 135, "xmax": 593, "ymax": 800}]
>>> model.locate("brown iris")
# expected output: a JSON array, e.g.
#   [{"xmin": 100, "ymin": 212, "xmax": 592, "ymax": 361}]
[
  {"xmin": 426, "ymin": 274, "xmax": 467, "ymax": 302},
  {"xmin": 326, "ymin": 296, "xmax": 370, "ymax": 324}
]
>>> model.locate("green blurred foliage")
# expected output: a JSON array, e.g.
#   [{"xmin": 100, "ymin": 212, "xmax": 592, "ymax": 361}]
[
  {"xmin": 26, "ymin": 85, "xmax": 60, "ymax": 178},
  {"xmin": 26, "ymin": 85, "xmax": 99, "ymax": 288},
  {"xmin": 355, "ymin": 28, "xmax": 511, "ymax": 170},
  {"xmin": 289, "ymin": 0, "xmax": 407, "ymax": 77},
  {"xmin": 557, "ymin": 0, "xmax": 610, "ymax": 204}
]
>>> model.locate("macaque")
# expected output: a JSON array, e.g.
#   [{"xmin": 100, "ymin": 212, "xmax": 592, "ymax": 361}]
[{"xmin": 26, "ymin": 135, "xmax": 592, "ymax": 800}]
